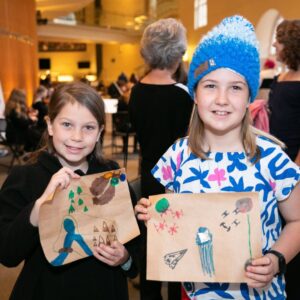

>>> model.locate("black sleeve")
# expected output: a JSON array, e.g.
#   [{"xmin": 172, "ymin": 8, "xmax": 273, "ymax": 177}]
[
  {"xmin": 0, "ymin": 167, "xmax": 40, "ymax": 267},
  {"xmin": 121, "ymin": 181, "xmax": 140, "ymax": 278}
]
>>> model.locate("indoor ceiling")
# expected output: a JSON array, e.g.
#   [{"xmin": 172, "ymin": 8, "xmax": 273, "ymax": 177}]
[{"xmin": 36, "ymin": 0, "xmax": 94, "ymax": 19}]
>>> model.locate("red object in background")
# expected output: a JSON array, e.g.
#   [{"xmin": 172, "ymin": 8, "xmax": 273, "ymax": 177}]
[
  {"xmin": 249, "ymin": 99, "xmax": 270, "ymax": 133},
  {"xmin": 264, "ymin": 58, "xmax": 275, "ymax": 69}
]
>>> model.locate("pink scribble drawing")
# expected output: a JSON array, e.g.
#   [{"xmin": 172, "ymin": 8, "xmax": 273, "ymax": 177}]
[
  {"xmin": 162, "ymin": 165, "xmax": 173, "ymax": 181},
  {"xmin": 168, "ymin": 223, "xmax": 178, "ymax": 235},
  {"xmin": 172, "ymin": 209, "xmax": 183, "ymax": 219},
  {"xmin": 154, "ymin": 220, "xmax": 168, "ymax": 232},
  {"xmin": 208, "ymin": 168, "xmax": 226, "ymax": 186}
]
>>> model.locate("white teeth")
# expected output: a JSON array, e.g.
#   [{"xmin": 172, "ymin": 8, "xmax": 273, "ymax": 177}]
[{"xmin": 214, "ymin": 111, "xmax": 228, "ymax": 116}]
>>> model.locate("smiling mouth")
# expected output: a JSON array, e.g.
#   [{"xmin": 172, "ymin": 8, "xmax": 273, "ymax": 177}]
[
  {"xmin": 213, "ymin": 111, "xmax": 230, "ymax": 116},
  {"xmin": 66, "ymin": 145, "xmax": 84, "ymax": 152}
]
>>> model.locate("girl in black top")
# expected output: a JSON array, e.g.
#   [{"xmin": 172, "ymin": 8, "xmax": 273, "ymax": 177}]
[{"xmin": 0, "ymin": 82, "xmax": 137, "ymax": 300}]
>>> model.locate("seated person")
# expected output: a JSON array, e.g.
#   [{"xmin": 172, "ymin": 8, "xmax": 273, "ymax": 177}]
[{"xmin": 5, "ymin": 89, "xmax": 38, "ymax": 153}]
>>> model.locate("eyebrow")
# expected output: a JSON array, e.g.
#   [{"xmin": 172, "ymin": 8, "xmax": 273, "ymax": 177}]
[
  {"xmin": 201, "ymin": 79, "xmax": 247, "ymax": 85},
  {"xmin": 58, "ymin": 117, "xmax": 98, "ymax": 124}
]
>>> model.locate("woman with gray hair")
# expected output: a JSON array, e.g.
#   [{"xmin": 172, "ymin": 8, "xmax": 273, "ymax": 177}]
[{"xmin": 129, "ymin": 18, "xmax": 193, "ymax": 300}]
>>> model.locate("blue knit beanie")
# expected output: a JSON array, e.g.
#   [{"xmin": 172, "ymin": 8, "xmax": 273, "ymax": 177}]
[{"xmin": 188, "ymin": 15, "xmax": 260, "ymax": 103}]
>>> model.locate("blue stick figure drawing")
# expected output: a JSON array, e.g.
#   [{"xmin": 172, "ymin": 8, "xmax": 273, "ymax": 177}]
[{"xmin": 51, "ymin": 217, "xmax": 92, "ymax": 266}]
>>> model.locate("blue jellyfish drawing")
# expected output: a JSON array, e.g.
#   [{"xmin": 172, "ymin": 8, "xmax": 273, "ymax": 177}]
[{"xmin": 195, "ymin": 227, "xmax": 215, "ymax": 277}]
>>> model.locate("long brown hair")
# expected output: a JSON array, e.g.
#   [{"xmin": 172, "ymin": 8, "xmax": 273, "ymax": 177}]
[
  {"xmin": 31, "ymin": 82, "xmax": 106, "ymax": 163},
  {"xmin": 5, "ymin": 89, "xmax": 28, "ymax": 118}
]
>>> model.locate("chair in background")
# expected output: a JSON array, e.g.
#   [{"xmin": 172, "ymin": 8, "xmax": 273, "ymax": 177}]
[
  {"xmin": 112, "ymin": 111, "xmax": 137, "ymax": 168},
  {"xmin": 0, "ymin": 118, "xmax": 22, "ymax": 169}
]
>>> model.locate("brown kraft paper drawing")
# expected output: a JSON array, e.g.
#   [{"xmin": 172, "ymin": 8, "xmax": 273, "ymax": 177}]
[
  {"xmin": 39, "ymin": 168, "xmax": 140, "ymax": 266},
  {"xmin": 147, "ymin": 192, "xmax": 262, "ymax": 282}
]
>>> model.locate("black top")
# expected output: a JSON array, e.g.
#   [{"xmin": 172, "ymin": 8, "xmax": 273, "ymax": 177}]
[
  {"xmin": 32, "ymin": 101, "xmax": 48, "ymax": 129},
  {"xmin": 0, "ymin": 152, "xmax": 138, "ymax": 300},
  {"xmin": 129, "ymin": 82, "xmax": 193, "ymax": 198},
  {"xmin": 269, "ymin": 76, "xmax": 300, "ymax": 159},
  {"xmin": 6, "ymin": 110, "xmax": 34, "ymax": 145},
  {"xmin": 129, "ymin": 82, "xmax": 193, "ymax": 166}
]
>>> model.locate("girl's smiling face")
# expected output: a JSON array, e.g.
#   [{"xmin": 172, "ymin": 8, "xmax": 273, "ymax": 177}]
[
  {"xmin": 194, "ymin": 68, "xmax": 249, "ymax": 137},
  {"xmin": 46, "ymin": 102, "xmax": 101, "ymax": 171}
]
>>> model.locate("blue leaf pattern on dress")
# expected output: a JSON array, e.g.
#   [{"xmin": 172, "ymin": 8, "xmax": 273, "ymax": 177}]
[
  {"xmin": 183, "ymin": 167, "xmax": 210, "ymax": 188},
  {"xmin": 269, "ymin": 153, "xmax": 298, "ymax": 181},
  {"xmin": 215, "ymin": 152, "xmax": 223, "ymax": 162},
  {"xmin": 194, "ymin": 283, "xmax": 234, "ymax": 299},
  {"xmin": 221, "ymin": 176, "xmax": 253, "ymax": 192},
  {"xmin": 240, "ymin": 283, "xmax": 251, "ymax": 300},
  {"xmin": 227, "ymin": 153, "xmax": 247, "ymax": 172}
]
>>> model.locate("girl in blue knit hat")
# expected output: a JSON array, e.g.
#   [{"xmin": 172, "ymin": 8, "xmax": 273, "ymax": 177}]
[{"xmin": 135, "ymin": 15, "xmax": 300, "ymax": 299}]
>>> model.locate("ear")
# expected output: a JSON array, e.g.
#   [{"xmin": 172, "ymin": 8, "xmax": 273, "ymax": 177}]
[
  {"xmin": 194, "ymin": 92, "xmax": 199, "ymax": 105},
  {"xmin": 45, "ymin": 116, "xmax": 53, "ymax": 136}
]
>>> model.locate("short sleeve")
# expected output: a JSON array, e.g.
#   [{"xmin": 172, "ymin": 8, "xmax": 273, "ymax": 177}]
[
  {"xmin": 151, "ymin": 139, "xmax": 188, "ymax": 192},
  {"xmin": 268, "ymin": 147, "xmax": 300, "ymax": 201}
]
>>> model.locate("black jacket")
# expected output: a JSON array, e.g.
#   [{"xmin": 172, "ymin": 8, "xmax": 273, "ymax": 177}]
[{"xmin": 0, "ymin": 152, "xmax": 138, "ymax": 300}]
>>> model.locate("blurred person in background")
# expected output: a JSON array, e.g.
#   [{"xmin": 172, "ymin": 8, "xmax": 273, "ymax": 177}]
[
  {"xmin": 269, "ymin": 19, "xmax": 300, "ymax": 165},
  {"xmin": 129, "ymin": 18, "xmax": 193, "ymax": 300},
  {"xmin": 268, "ymin": 19, "xmax": 300, "ymax": 299},
  {"xmin": 5, "ymin": 88, "xmax": 38, "ymax": 154}
]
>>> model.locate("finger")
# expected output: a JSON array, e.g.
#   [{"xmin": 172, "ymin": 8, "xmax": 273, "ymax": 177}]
[
  {"xmin": 246, "ymin": 264, "xmax": 273, "ymax": 275},
  {"xmin": 247, "ymin": 279, "xmax": 268, "ymax": 289},
  {"xmin": 57, "ymin": 175, "xmax": 70, "ymax": 189},
  {"xmin": 93, "ymin": 249, "xmax": 115, "ymax": 265},
  {"xmin": 94, "ymin": 246, "xmax": 120, "ymax": 265},
  {"xmin": 135, "ymin": 205, "xmax": 148, "ymax": 215},
  {"xmin": 137, "ymin": 213, "xmax": 151, "ymax": 221},
  {"xmin": 138, "ymin": 198, "xmax": 151, "ymax": 207},
  {"xmin": 250, "ymin": 256, "xmax": 271, "ymax": 266},
  {"xmin": 245, "ymin": 271, "xmax": 273, "ymax": 283},
  {"xmin": 98, "ymin": 244, "xmax": 119, "ymax": 257},
  {"xmin": 61, "ymin": 167, "xmax": 81, "ymax": 179}
]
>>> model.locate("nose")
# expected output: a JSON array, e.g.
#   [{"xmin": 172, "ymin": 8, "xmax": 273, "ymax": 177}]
[
  {"xmin": 71, "ymin": 128, "xmax": 83, "ymax": 141},
  {"xmin": 215, "ymin": 88, "xmax": 228, "ymax": 105}
]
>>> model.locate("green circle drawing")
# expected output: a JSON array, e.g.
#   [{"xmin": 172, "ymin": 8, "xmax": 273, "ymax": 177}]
[{"xmin": 155, "ymin": 198, "xmax": 169, "ymax": 213}]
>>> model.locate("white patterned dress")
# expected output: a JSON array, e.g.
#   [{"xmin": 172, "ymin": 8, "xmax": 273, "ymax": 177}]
[{"xmin": 152, "ymin": 136, "xmax": 300, "ymax": 300}]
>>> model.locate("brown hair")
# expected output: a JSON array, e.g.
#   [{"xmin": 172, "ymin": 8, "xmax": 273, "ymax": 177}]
[
  {"xmin": 32, "ymin": 81, "xmax": 106, "ymax": 163},
  {"xmin": 276, "ymin": 19, "xmax": 300, "ymax": 71},
  {"xmin": 5, "ymin": 88, "xmax": 28, "ymax": 118}
]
